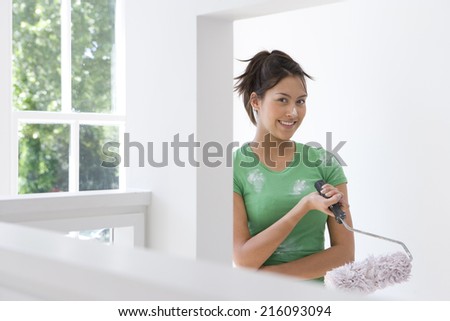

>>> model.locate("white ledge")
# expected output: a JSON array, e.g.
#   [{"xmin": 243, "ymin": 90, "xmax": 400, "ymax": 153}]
[
  {"xmin": 0, "ymin": 189, "xmax": 152, "ymax": 223},
  {"xmin": 0, "ymin": 222, "xmax": 360, "ymax": 300}
]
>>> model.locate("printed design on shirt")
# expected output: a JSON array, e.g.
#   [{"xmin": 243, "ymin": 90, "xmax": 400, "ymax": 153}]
[
  {"xmin": 247, "ymin": 169, "xmax": 265, "ymax": 193},
  {"xmin": 273, "ymin": 238, "xmax": 297, "ymax": 255},
  {"xmin": 318, "ymin": 150, "xmax": 328, "ymax": 165},
  {"xmin": 319, "ymin": 150, "xmax": 338, "ymax": 167},
  {"xmin": 291, "ymin": 179, "xmax": 306, "ymax": 195}
]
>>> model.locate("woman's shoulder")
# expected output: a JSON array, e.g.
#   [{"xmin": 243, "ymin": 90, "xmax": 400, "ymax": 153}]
[
  {"xmin": 233, "ymin": 142, "xmax": 246, "ymax": 159},
  {"xmin": 233, "ymin": 142, "xmax": 260, "ymax": 173},
  {"xmin": 233, "ymin": 142, "xmax": 253, "ymax": 159}
]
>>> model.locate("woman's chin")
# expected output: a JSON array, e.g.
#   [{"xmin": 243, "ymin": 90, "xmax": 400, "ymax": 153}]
[{"xmin": 271, "ymin": 133, "xmax": 295, "ymax": 142}]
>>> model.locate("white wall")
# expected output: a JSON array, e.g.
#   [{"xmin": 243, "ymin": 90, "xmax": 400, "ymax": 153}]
[
  {"xmin": 234, "ymin": 0, "xmax": 450, "ymax": 299},
  {"xmin": 196, "ymin": 17, "xmax": 234, "ymax": 263},
  {"xmin": 125, "ymin": 0, "xmax": 198, "ymax": 259}
]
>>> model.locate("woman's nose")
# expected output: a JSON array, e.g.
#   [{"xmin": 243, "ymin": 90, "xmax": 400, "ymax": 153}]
[{"xmin": 286, "ymin": 106, "xmax": 298, "ymax": 118}]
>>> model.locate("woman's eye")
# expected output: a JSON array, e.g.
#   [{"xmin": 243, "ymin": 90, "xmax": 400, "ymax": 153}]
[
  {"xmin": 297, "ymin": 99, "xmax": 305, "ymax": 105},
  {"xmin": 278, "ymin": 98, "xmax": 288, "ymax": 103}
]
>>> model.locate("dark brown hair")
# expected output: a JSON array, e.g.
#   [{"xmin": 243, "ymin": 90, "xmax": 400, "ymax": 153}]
[{"xmin": 234, "ymin": 50, "xmax": 313, "ymax": 125}]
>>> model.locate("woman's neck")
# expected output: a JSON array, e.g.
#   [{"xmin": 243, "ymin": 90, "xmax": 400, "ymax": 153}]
[
  {"xmin": 252, "ymin": 132, "xmax": 294, "ymax": 149},
  {"xmin": 250, "ymin": 133, "xmax": 296, "ymax": 171}
]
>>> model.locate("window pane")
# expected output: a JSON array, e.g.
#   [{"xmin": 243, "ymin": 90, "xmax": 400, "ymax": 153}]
[
  {"xmin": 66, "ymin": 228, "xmax": 113, "ymax": 244},
  {"xmin": 12, "ymin": 0, "xmax": 61, "ymax": 111},
  {"xmin": 72, "ymin": 0, "xmax": 116, "ymax": 113},
  {"xmin": 79, "ymin": 125, "xmax": 119, "ymax": 191},
  {"xmin": 18, "ymin": 124, "xmax": 70, "ymax": 194}
]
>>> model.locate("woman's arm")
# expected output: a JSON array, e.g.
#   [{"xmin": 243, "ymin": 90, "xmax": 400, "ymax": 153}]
[
  {"xmin": 233, "ymin": 185, "xmax": 343, "ymax": 269},
  {"xmin": 260, "ymin": 183, "xmax": 355, "ymax": 279}
]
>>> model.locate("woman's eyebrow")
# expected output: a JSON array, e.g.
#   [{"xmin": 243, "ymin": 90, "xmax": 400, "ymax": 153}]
[{"xmin": 275, "ymin": 92, "xmax": 308, "ymax": 98}]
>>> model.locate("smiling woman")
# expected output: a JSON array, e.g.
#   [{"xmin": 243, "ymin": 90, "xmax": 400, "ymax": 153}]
[{"xmin": 233, "ymin": 50, "xmax": 355, "ymax": 281}]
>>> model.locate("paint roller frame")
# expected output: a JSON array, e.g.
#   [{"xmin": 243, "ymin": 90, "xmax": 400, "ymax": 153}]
[{"xmin": 314, "ymin": 179, "xmax": 413, "ymax": 261}]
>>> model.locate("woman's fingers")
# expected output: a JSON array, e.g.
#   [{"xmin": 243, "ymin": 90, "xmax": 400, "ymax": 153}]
[
  {"xmin": 319, "ymin": 185, "xmax": 344, "ymax": 217},
  {"xmin": 321, "ymin": 184, "xmax": 343, "ymax": 201},
  {"xmin": 325, "ymin": 193, "xmax": 342, "ymax": 206},
  {"xmin": 310, "ymin": 192, "xmax": 341, "ymax": 217},
  {"xmin": 306, "ymin": 185, "xmax": 344, "ymax": 217},
  {"xmin": 320, "ymin": 184, "xmax": 333, "ymax": 196}
]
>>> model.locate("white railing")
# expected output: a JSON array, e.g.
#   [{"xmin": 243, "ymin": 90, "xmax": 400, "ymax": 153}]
[
  {"xmin": 0, "ymin": 190, "xmax": 359, "ymax": 300},
  {"xmin": 0, "ymin": 189, "xmax": 151, "ymax": 247},
  {"xmin": 0, "ymin": 222, "xmax": 357, "ymax": 300}
]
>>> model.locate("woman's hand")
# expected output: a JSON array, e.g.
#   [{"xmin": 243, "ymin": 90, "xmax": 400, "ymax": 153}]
[{"xmin": 298, "ymin": 183, "xmax": 344, "ymax": 217}]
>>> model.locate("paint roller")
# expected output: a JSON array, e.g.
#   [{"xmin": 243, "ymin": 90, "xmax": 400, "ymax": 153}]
[{"xmin": 314, "ymin": 180, "xmax": 413, "ymax": 294}]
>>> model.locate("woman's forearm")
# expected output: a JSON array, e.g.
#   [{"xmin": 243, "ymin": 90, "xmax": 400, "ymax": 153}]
[
  {"xmin": 234, "ymin": 199, "xmax": 310, "ymax": 269},
  {"xmin": 260, "ymin": 244, "xmax": 354, "ymax": 280},
  {"xmin": 234, "ymin": 187, "xmax": 346, "ymax": 270}
]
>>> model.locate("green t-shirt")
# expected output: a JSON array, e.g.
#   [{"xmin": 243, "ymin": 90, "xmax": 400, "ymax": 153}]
[{"xmin": 233, "ymin": 142, "xmax": 347, "ymax": 267}]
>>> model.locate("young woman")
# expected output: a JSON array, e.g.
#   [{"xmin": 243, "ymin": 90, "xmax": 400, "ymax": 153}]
[{"xmin": 233, "ymin": 50, "xmax": 354, "ymax": 281}]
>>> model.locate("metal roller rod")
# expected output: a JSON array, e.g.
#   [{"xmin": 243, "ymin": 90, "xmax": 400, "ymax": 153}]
[{"xmin": 339, "ymin": 218, "xmax": 413, "ymax": 261}]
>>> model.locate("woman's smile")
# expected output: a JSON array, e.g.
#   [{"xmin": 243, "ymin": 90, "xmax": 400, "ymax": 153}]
[{"xmin": 278, "ymin": 120, "xmax": 297, "ymax": 128}]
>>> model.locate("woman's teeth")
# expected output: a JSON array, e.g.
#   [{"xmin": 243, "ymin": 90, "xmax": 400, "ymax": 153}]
[{"xmin": 279, "ymin": 120, "xmax": 295, "ymax": 126}]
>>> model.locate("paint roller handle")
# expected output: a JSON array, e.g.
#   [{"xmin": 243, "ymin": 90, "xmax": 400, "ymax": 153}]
[{"xmin": 314, "ymin": 180, "xmax": 346, "ymax": 224}]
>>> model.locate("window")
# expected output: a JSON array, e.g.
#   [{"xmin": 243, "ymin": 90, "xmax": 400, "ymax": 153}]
[
  {"xmin": 12, "ymin": 0, "xmax": 125, "ymax": 194},
  {"xmin": 67, "ymin": 228, "xmax": 113, "ymax": 244},
  {"xmin": 66, "ymin": 226, "xmax": 136, "ymax": 247}
]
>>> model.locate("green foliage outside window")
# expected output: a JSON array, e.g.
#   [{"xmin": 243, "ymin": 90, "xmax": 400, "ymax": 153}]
[
  {"xmin": 13, "ymin": 0, "xmax": 61, "ymax": 112},
  {"xmin": 18, "ymin": 124, "xmax": 70, "ymax": 193},
  {"xmin": 80, "ymin": 125, "xmax": 119, "ymax": 191},
  {"xmin": 72, "ymin": 0, "xmax": 116, "ymax": 113}
]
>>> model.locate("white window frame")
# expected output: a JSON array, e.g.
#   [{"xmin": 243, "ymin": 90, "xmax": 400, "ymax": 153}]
[{"xmin": 9, "ymin": 0, "xmax": 126, "ymax": 195}]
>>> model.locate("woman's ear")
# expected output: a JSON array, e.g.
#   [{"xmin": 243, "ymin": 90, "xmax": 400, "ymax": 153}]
[{"xmin": 249, "ymin": 92, "xmax": 260, "ymax": 112}]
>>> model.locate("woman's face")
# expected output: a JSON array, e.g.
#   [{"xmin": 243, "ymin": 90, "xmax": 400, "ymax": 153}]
[{"xmin": 251, "ymin": 75, "xmax": 307, "ymax": 142}]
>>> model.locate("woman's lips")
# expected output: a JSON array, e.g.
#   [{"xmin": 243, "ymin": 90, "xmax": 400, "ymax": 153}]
[{"xmin": 278, "ymin": 120, "xmax": 296, "ymax": 128}]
